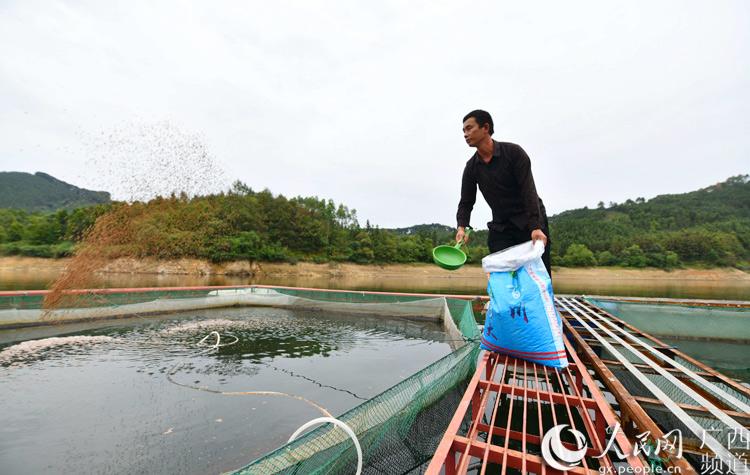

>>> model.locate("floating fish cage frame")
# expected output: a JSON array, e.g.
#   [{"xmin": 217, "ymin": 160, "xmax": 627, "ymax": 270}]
[{"xmin": 1, "ymin": 286, "xmax": 748, "ymax": 474}]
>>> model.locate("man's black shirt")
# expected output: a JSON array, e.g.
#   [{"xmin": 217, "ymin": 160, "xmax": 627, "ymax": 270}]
[{"xmin": 456, "ymin": 140, "xmax": 546, "ymax": 233}]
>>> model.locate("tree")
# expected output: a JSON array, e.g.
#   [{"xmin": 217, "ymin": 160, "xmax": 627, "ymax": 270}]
[
  {"xmin": 7, "ymin": 221, "xmax": 24, "ymax": 241},
  {"xmin": 466, "ymin": 244, "xmax": 490, "ymax": 263},
  {"xmin": 394, "ymin": 236, "xmax": 423, "ymax": 263},
  {"xmin": 563, "ymin": 243, "xmax": 596, "ymax": 267},
  {"xmin": 230, "ymin": 231, "xmax": 262, "ymax": 259},
  {"xmin": 596, "ymin": 250, "xmax": 618, "ymax": 266},
  {"xmin": 350, "ymin": 232, "xmax": 374, "ymax": 263},
  {"xmin": 27, "ymin": 214, "xmax": 62, "ymax": 245},
  {"xmin": 372, "ymin": 229, "xmax": 398, "ymax": 262},
  {"xmin": 550, "ymin": 250, "xmax": 564, "ymax": 267},
  {"xmin": 230, "ymin": 180, "xmax": 253, "ymax": 196},
  {"xmin": 665, "ymin": 251, "xmax": 680, "ymax": 269},
  {"xmin": 2, "ymin": 174, "xmax": 746, "ymax": 268},
  {"xmin": 621, "ymin": 244, "xmax": 647, "ymax": 267}
]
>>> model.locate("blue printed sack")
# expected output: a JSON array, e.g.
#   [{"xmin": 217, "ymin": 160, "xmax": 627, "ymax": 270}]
[{"xmin": 480, "ymin": 241, "xmax": 568, "ymax": 369}]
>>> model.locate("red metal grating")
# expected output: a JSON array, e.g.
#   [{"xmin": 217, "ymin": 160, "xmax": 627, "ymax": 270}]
[{"xmin": 427, "ymin": 337, "xmax": 646, "ymax": 474}]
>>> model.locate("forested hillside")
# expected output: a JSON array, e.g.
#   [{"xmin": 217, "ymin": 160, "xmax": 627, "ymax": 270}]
[
  {"xmin": 0, "ymin": 175, "xmax": 747, "ymax": 269},
  {"xmin": 549, "ymin": 175, "xmax": 749, "ymax": 268},
  {"xmin": 0, "ymin": 172, "xmax": 110, "ymax": 211}
]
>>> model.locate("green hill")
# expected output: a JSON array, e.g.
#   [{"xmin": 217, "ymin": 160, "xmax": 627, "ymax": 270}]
[
  {"xmin": 549, "ymin": 175, "xmax": 750, "ymax": 267},
  {"xmin": 0, "ymin": 172, "xmax": 110, "ymax": 211},
  {"xmin": 0, "ymin": 174, "xmax": 747, "ymax": 268}
]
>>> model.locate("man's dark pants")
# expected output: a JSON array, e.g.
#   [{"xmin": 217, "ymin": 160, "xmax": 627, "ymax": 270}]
[{"xmin": 487, "ymin": 220, "xmax": 552, "ymax": 277}]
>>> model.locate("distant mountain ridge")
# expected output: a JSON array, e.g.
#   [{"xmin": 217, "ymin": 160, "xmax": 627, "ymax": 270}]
[
  {"xmin": 0, "ymin": 172, "xmax": 110, "ymax": 211},
  {"xmin": 548, "ymin": 174, "xmax": 750, "ymax": 266},
  {"xmin": 394, "ymin": 175, "xmax": 750, "ymax": 232},
  {"xmin": 386, "ymin": 175, "xmax": 749, "ymax": 267},
  {"xmin": 550, "ymin": 174, "xmax": 750, "ymax": 230}
]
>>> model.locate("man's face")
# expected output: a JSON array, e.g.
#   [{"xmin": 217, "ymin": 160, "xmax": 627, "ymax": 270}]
[{"xmin": 463, "ymin": 117, "xmax": 489, "ymax": 147}]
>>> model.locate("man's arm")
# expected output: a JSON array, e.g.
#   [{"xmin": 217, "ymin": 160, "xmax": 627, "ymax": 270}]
[
  {"xmin": 456, "ymin": 162, "xmax": 476, "ymax": 243},
  {"xmin": 511, "ymin": 145, "xmax": 547, "ymax": 244}
]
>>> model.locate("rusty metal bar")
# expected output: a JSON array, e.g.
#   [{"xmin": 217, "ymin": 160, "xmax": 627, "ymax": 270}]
[
  {"xmin": 577, "ymin": 297, "xmax": 750, "ymax": 400},
  {"xmin": 575, "ymin": 298, "xmax": 750, "ymax": 414},
  {"xmin": 532, "ymin": 363, "xmax": 547, "ymax": 475},
  {"xmin": 581, "ymin": 295, "xmax": 750, "ymax": 309},
  {"xmin": 549, "ymin": 365, "xmax": 592, "ymax": 472},
  {"xmin": 498, "ymin": 360, "xmax": 519, "ymax": 475},
  {"xmin": 563, "ymin": 336, "xmax": 643, "ymax": 469},
  {"xmin": 560, "ymin": 297, "xmax": 745, "ymax": 473},
  {"xmin": 560, "ymin": 308, "xmax": 698, "ymax": 474},
  {"xmin": 600, "ymin": 358, "xmax": 719, "ymax": 380},
  {"xmin": 484, "ymin": 379, "xmax": 598, "ymax": 410},
  {"xmin": 456, "ymin": 352, "xmax": 506, "ymax": 473},
  {"xmin": 451, "ymin": 436, "xmax": 601, "ymax": 474},
  {"xmin": 521, "ymin": 361, "xmax": 528, "ymax": 474},
  {"xmin": 478, "ymin": 356, "xmax": 507, "ymax": 475},
  {"xmin": 426, "ymin": 340, "xmax": 646, "ymax": 474},
  {"xmin": 632, "ymin": 396, "xmax": 750, "ymax": 427}
]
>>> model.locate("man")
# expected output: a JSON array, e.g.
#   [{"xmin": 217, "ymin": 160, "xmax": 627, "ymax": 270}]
[{"xmin": 455, "ymin": 109, "xmax": 552, "ymax": 275}]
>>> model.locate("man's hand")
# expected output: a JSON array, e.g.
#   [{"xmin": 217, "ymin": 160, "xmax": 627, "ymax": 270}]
[
  {"xmin": 456, "ymin": 226, "xmax": 469, "ymax": 244},
  {"xmin": 531, "ymin": 228, "xmax": 547, "ymax": 246}
]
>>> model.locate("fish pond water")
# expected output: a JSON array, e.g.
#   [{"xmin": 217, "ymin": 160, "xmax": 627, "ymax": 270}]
[{"xmin": 0, "ymin": 307, "xmax": 454, "ymax": 474}]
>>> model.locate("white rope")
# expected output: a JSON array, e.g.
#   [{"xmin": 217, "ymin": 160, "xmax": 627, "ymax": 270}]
[
  {"xmin": 166, "ymin": 331, "xmax": 332, "ymax": 417},
  {"xmin": 288, "ymin": 417, "xmax": 362, "ymax": 475}
]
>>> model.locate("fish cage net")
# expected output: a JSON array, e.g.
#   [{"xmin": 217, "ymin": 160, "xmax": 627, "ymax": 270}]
[
  {"xmin": 568, "ymin": 297, "xmax": 750, "ymax": 473},
  {"xmin": 0, "ymin": 286, "xmax": 482, "ymax": 474},
  {"xmin": 228, "ymin": 289, "xmax": 482, "ymax": 474},
  {"xmin": 588, "ymin": 298, "xmax": 750, "ymax": 342}
]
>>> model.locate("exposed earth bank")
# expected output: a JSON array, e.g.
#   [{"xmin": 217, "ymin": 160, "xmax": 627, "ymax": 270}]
[{"xmin": 1, "ymin": 256, "xmax": 748, "ymax": 281}]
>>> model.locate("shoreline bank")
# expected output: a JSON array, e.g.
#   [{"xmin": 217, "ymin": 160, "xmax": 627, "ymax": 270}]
[{"xmin": 1, "ymin": 256, "xmax": 748, "ymax": 281}]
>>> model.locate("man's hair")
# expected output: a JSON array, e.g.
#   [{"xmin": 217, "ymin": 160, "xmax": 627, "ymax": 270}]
[{"xmin": 463, "ymin": 109, "xmax": 494, "ymax": 135}]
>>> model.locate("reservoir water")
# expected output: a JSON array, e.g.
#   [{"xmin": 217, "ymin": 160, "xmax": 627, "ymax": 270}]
[{"xmin": 1, "ymin": 268, "xmax": 748, "ymax": 300}]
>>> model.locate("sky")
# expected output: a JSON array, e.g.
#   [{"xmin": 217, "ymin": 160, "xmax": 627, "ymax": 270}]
[{"xmin": 1, "ymin": 1, "xmax": 748, "ymax": 229}]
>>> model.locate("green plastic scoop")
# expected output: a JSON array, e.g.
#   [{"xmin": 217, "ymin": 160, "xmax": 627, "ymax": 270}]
[{"xmin": 432, "ymin": 229, "xmax": 472, "ymax": 270}]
